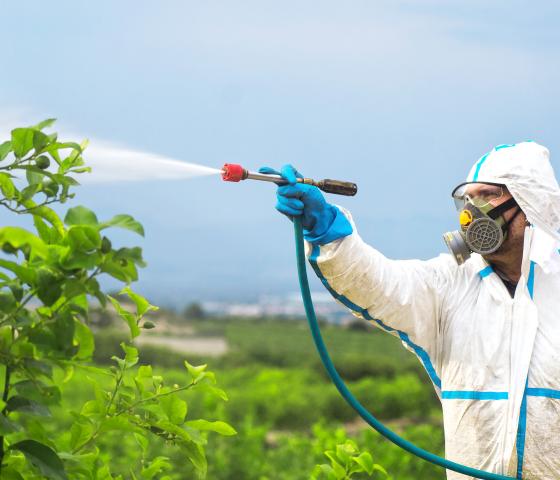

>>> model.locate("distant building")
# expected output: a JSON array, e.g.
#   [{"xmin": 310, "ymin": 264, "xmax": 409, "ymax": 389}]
[{"xmin": 202, "ymin": 292, "xmax": 354, "ymax": 324}]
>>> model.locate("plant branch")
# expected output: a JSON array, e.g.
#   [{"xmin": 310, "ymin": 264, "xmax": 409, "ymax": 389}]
[
  {"xmin": 115, "ymin": 382, "xmax": 196, "ymax": 416},
  {"xmin": 49, "ymin": 267, "xmax": 101, "ymax": 318},
  {"xmin": 73, "ymin": 382, "xmax": 196, "ymax": 455},
  {"xmin": 0, "ymin": 198, "xmax": 60, "ymax": 215}
]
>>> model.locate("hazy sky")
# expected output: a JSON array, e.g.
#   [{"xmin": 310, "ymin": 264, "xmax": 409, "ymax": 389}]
[{"xmin": 1, "ymin": 1, "xmax": 559, "ymax": 306}]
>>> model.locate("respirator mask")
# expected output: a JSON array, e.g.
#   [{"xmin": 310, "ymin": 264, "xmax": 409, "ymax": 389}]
[{"xmin": 443, "ymin": 182, "xmax": 522, "ymax": 265}]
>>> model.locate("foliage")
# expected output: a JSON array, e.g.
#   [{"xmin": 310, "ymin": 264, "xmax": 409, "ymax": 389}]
[
  {"xmin": 0, "ymin": 120, "xmax": 234, "ymax": 479},
  {"xmin": 200, "ymin": 418, "xmax": 444, "ymax": 480},
  {"xmin": 312, "ymin": 439, "xmax": 389, "ymax": 479},
  {"xmin": 57, "ymin": 315, "xmax": 445, "ymax": 479}
]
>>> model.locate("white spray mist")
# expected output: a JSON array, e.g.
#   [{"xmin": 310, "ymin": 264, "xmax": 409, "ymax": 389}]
[{"xmin": 79, "ymin": 142, "xmax": 221, "ymax": 184}]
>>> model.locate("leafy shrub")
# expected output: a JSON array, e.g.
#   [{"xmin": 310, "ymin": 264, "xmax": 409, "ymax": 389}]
[{"xmin": 0, "ymin": 120, "xmax": 234, "ymax": 479}]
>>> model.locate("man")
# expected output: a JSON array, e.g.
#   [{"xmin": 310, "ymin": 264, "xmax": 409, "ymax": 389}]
[{"xmin": 260, "ymin": 141, "xmax": 560, "ymax": 479}]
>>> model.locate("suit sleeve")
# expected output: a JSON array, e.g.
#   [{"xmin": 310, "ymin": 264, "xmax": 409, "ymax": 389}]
[{"xmin": 305, "ymin": 207, "xmax": 454, "ymax": 390}]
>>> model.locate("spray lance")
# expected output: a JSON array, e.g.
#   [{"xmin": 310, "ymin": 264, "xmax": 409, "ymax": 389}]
[
  {"xmin": 221, "ymin": 163, "xmax": 358, "ymax": 196},
  {"xmin": 220, "ymin": 164, "xmax": 512, "ymax": 480}
]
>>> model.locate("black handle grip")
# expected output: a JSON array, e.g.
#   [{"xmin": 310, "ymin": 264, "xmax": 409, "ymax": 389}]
[{"xmin": 317, "ymin": 179, "xmax": 358, "ymax": 196}]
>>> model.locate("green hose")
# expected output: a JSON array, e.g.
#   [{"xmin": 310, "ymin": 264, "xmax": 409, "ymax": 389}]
[{"xmin": 293, "ymin": 217, "xmax": 514, "ymax": 480}]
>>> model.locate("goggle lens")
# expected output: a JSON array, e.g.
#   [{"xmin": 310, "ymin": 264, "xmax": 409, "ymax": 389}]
[{"xmin": 452, "ymin": 183, "xmax": 504, "ymax": 211}]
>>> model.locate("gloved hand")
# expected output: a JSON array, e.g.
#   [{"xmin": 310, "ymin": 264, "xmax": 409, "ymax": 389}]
[{"xmin": 258, "ymin": 164, "xmax": 353, "ymax": 245}]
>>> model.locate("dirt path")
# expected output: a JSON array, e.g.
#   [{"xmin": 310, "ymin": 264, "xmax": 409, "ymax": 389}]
[{"xmin": 135, "ymin": 335, "xmax": 228, "ymax": 356}]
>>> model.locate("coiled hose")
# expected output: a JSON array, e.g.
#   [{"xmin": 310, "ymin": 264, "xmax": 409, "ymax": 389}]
[{"xmin": 293, "ymin": 216, "xmax": 513, "ymax": 480}]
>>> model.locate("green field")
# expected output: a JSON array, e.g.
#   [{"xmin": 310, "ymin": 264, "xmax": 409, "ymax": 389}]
[{"xmin": 68, "ymin": 316, "xmax": 447, "ymax": 479}]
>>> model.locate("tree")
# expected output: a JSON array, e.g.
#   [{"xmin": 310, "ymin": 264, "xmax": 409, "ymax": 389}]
[
  {"xmin": 0, "ymin": 120, "xmax": 234, "ymax": 479},
  {"xmin": 183, "ymin": 302, "xmax": 206, "ymax": 320}
]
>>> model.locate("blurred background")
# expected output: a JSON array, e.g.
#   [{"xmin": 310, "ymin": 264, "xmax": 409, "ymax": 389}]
[{"xmin": 1, "ymin": 1, "xmax": 559, "ymax": 478}]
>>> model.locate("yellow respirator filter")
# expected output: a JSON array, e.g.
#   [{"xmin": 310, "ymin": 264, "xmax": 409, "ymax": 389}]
[{"xmin": 459, "ymin": 210, "xmax": 473, "ymax": 227}]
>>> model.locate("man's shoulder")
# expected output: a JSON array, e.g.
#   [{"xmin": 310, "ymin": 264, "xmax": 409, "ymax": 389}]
[{"xmin": 422, "ymin": 252, "xmax": 486, "ymax": 286}]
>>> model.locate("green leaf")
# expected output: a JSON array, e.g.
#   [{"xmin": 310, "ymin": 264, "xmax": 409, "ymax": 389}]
[
  {"xmin": 10, "ymin": 439, "xmax": 68, "ymax": 480},
  {"xmin": 32, "ymin": 130, "xmax": 50, "ymax": 153},
  {"xmin": 330, "ymin": 459, "xmax": 346, "ymax": 479},
  {"xmin": 372, "ymin": 463, "xmax": 389, "ymax": 477},
  {"xmin": 69, "ymin": 419, "xmax": 94, "ymax": 451},
  {"xmin": 80, "ymin": 399, "xmax": 103, "ymax": 417},
  {"xmin": 101, "ymin": 254, "xmax": 139, "ymax": 283},
  {"xmin": 25, "ymin": 166, "xmax": 45, "ymax": 185},
  {"xmin": 62, "ymin": 279, "xmax": 87, "ymax": 301},
  {"xmin": 100, "ymin": 214, "xmax": 145, "ymax": 237},
  {"xmin": 120, "ymin": 342, "xmax": 139, "ymax": 367},
  {"xmin": 134, "ymin": 432, "xmax": 149, "ymax": 452},
  {"xmin": 160, "ymin": 395, "xmax": 187, "ymax": 425},
  {"xmin": 36, "ymin": 267, "xmax": 62, "ymax": 306},
  {"xmin": 1, "ymin": 466, "xmax": 25, "ymax": 479},
  {"xmin": 67, "ymin": 225, "xmax": 101, "ymax": 251},
  {"xmin": 0, "ymin": 412, "xmax": 21, "ymax": 435},
  {"xmin": 0, "ymin": 289, "xmax": 17, "ymax": 312},
  {"xmin": 60, "ymin": 251, "xmax": 101, "ymax": 270},
  {"xmin": 141, "ymin": 456, "xmax": 172, "ymax": 480},
  {"xmin": 336, "ymin": 441, "xmax": 356, "ymax": 467},
  {"xmin": 19, "ymin": 163, "xmax": 54, "ymax": 179},
  {"xmin": 23, "ymin": 359, "xmax": 53, "ymax": 380},
  {"xmin": 185, "ymin": 419, "xmax": 236, "ymax": 436},
  {"xmin": 184, "ymin": 361, "xmax": 208, "ymax": 383},
  {"xmin": 69, "ymin": 166, "xmax": 91, "ymax": 174},
  {"xmin": 99, "ymin": 416, "xmax": 141, "ymax": 434},
  {"xmin": 8, "ymin": 282, "xmax": 23, "ymax": 302},
  {"xmin": 11, "ymin": 128, "xmax": 35, "ymax": 158},
  {"xmin": 0, "ymin": 259, "xmax": 35, "ymax": 284},
  {"xmin": 33, "ymin": 118, "xmax": 57, "ymax": 131},
  {"xmin": 198, "ymin": 384, "xmax": 228, "ymax": 401},
  {"xmin": 134, "ymin": 365, "xmax": 153, "ymax": 393},
  {"xmin": 136, "ymin": 364, "xmax": 153, "ymax": 379},
  {"xmin": 0, "ymin": 140, "xmax": 12, "ymax": 161},
  {"xmin": 351, "ymin": 451, "xmax": 374, "ymax": 475},
  {"xmin": 85, "ymin": 277, "xmax": 106, "ymax": 307},
  {"xmin": 108, "ymin": 296, "xmax": 140, "ymax": 339},
  {"xmin": 33, "ymin": 216, "xmax": 51, "ymax": 242},
  {"xmin": 40, "ymin": 141, "xmax": 82, "ymax": 157},
  {"xmin": 0, "ymin": 172, "xmax": 15, "ymax": 199},
  {"xmin": 52, "ymin": 173, "xmax": 79, "ymax": 187},
  {"xmin": 180, "ymin": 441, "xmax": 207, "ymax": 477},
  {"xmin": 64, "ymin": 206, "xmax": 98, "ymax": 226},
  {"xmin": 13, "ymin": 380, "xmax": 61, "ymax": 406},
  {"xmin": 28, "ymin": 203, "xmax": 64, "ymax": 234},
  {"xmin": 52, "ymin": 312, "xmax": 76, "ymax": 354},
  {"xmin": 0, "ymin": 227, "xmax": 48, "ymax": 258},
  {"xmin": 19, "ymin": 183, "xmax": 41, "ymax": 202},
  {"xmin": 6, "ymin": 395, "xmax": 51, "ymax": 416},
  {"xmin": 114, "ymin": 246, "xmax": 146, "ymax": 267},
  {"xmin": 73, "ymin": 319, "xmax": 95, "ymax": 360},
  {"xmin": 119, "ymin": 286, "xmax": 158, "ymax": 317}
]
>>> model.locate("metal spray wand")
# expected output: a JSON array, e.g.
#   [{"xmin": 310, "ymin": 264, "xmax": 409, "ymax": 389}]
[{"xmin": 221, "ymin": 163, "xmax": 357, "ymax": 196}]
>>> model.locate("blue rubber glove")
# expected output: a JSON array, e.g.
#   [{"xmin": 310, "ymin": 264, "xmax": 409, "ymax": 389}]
[{"xmin": 258, "ymin": 164, "xmax": 353, "ymax": 245}]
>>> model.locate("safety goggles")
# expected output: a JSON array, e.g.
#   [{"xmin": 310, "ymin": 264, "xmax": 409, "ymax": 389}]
[{"xmin": 451, "ymin": 182, "xmax": 506, "ymax": 211}]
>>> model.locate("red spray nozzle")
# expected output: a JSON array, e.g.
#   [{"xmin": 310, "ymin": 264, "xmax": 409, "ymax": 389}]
[{"xmin": 222, "ymin": 163, "xmax": 247, "ymax": 182}]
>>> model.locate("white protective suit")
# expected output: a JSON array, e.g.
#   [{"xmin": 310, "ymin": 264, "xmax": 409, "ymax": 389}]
[{"xmin": 306, "ymin": 142, "xmax": 560, "ymax": 479}]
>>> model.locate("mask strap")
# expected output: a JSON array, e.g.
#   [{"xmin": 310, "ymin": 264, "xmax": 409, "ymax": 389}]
[
  {"xmin": 504, "ymin": 207, "xmax": 523, "ymax": 229},
  {"xmin": 487, "ymin": 197, "xmax": 518, "ymax": 220}
]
